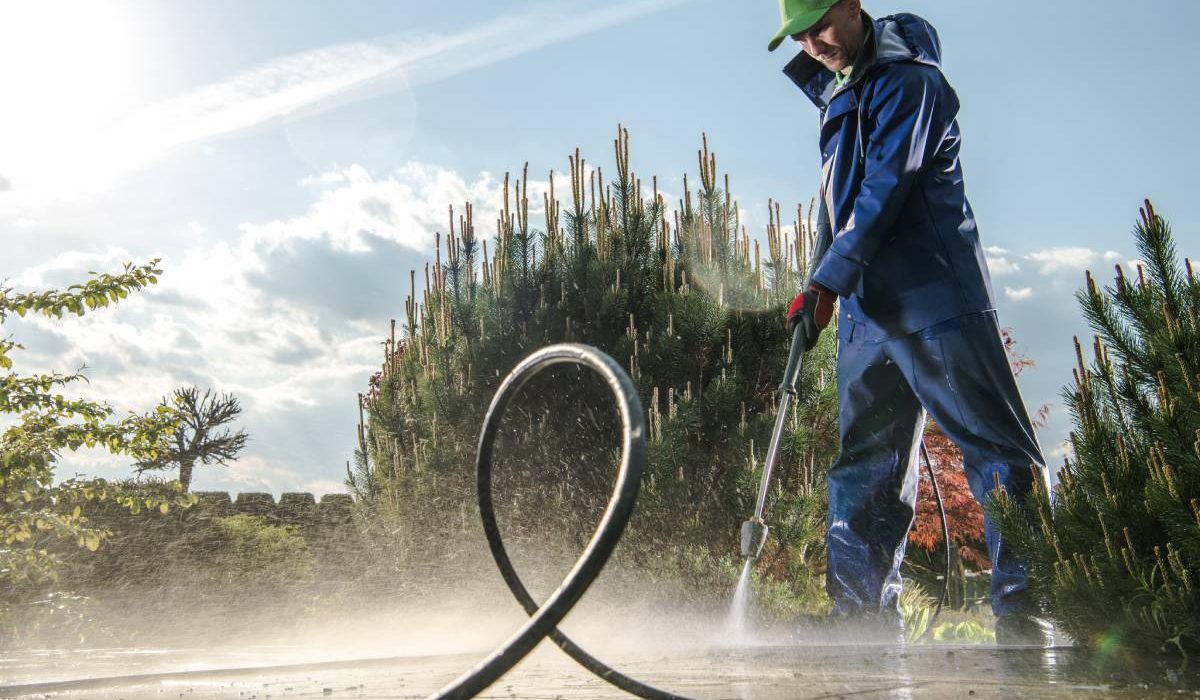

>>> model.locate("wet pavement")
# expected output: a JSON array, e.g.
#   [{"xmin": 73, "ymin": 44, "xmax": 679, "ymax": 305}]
[{"xmin": 3, "ymin": 642, "xmax": 1198, "ymax": 699}]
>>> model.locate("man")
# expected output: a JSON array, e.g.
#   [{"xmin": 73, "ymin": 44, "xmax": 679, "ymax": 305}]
[{"xmin": 769, "ymin": 0, "xmax": 1053, "ymax": 644}]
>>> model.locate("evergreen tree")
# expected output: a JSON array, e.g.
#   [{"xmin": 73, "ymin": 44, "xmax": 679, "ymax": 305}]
[
  {"xmin": 991, "ymin": 201, "xmax": 1200, "ymax": 655},
  {"xmin": 349, "ymin": 128, "xmax": 840, "ymax": 608}
]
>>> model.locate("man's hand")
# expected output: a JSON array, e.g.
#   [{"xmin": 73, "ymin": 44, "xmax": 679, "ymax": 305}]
[{"xmin": 786, "ymin": 284, "xmax": 836, "ymax": 350}]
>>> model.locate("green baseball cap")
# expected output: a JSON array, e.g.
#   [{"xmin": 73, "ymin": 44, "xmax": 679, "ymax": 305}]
[{"xmin": 767, "ymin": 0, "xmax": 839, "ymax": 52}]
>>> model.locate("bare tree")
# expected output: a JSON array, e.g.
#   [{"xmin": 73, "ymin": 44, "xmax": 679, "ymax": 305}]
[{"xmin": 135, "ymin": 386, "xmax": 249, "ymax": 491}]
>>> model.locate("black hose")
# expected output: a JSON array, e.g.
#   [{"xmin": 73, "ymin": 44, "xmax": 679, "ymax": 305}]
[
  {"xmin": 429, "ymin": 343, "xmax": 952, "ymax": 697},
  {"xmin": 428, "ymin": 344, "xmax": 689, "ymax": 700},
  {"xmin": 919, "ymin": 439, "xmax": 951, "ymax": 629}
]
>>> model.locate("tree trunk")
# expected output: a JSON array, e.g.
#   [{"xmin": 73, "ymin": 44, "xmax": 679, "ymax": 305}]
[{"xmin": 179, "ymin": 460, "xmax": 194, "ymax": 492}]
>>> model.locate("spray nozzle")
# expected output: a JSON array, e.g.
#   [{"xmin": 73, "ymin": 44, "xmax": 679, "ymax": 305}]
[{"xmin": 740, "ymin": 518, "xmax": 768, "ymax": 560}]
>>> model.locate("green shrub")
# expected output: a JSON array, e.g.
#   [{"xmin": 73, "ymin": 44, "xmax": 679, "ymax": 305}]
[
  {"xmin": 899, "ymin": 583, "xmax": 936, "ymax": 643},
  {"xmin": 931, "ymin": 620, "xmax": 993, "ymax": 644},
  {"xmin": 350, "ymin": 128, "xmax": 838, "ymax": 610},
  {"xmin": 1, "ymin": 262, "xmax": 189, "ymax": 628},
  {"xmin": 991, "ymin": 201, "xmax": 1199, "ymax": 655},
  {"xmin": 207, "ymin": 515, "xmax": 314, "ymax": 588}
]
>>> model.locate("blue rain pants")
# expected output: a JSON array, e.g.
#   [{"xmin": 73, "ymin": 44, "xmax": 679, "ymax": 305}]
[{"xmin": 826, "ymin": 310, "xmax": 1047, "ymax": 618}]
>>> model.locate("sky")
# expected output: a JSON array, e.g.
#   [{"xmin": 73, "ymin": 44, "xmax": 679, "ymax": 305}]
[{"xmin": 2, "ymin": 0, "xmax": 1197, "ymax": 495}]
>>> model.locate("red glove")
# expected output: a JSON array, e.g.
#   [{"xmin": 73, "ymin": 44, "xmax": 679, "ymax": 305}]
[{"xmin": 786, "ymin": 284, "xmax": 835, "ymax": 350}]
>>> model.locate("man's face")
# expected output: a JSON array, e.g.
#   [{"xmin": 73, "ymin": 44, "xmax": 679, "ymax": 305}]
[{"xmin": 791, "ymin": 0, "xmax": 865, "ymax": 73}]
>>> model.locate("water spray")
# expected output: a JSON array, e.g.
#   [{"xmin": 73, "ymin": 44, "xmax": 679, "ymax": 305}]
[
  {"xmin": 429, "ymin": 334, "xmax": 951, "ymax": 697},
  {"xmin": 728, "ymin": 323, "xmax": 805, "ymax": 639},
  {"xmin": 732, "ymin": 326, "xmax": 952, "ymax": 637}
]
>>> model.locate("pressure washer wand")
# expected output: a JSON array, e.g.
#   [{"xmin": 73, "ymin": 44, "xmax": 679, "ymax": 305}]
[{"xmin": 739, "ymin": 322, "xmax": 807, "ymax": 561}]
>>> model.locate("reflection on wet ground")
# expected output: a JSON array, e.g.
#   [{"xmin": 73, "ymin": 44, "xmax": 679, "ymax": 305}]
[{"xmin": 3, "ymin": 642, "xmax": 1199, "ymax": 699}]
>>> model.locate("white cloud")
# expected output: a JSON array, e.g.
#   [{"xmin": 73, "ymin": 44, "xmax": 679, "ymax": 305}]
[
  {"xmin": 1048, "ymin": 441, "xmax": 1073, "ymax": 461},
  {"xmin": 985, "ymin": 245, "xmax": 1021, "ymax": 275},
  {"xmin": 303, "ymin": 480, "xmax": 349, "ymax": 497},
  {"xmin": 11, "ymin": 247, "xmax": 144, "ymax": 288},
  {"xmin": 1026, "ymin": 246, "xmax": 1103, "ymax": 274},
  {"xmin": 1004, "ymin": 286, "xmax": 1034, "ymax": 301},
  {"xmin": 221, "ymin": 455, "xmax": 304, "ymax": 493},
  {"xmin": 8, "ymin": 160, "xmax": 528, "ymax": 494},
  {"xmin": 242, "ymin": 163, "xmax": 504, "ymax": 254},
  {"xmin": 989, "ymin": 258, "xmax": 1021, "ymax": 275},
  {"xmin": 0, "ymin": 0, "xmax": 689, "ymax": 209}
]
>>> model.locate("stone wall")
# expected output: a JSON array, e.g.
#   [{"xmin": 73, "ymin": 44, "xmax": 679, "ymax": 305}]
[
  {"xmin": 190, "ymin": 491, "xmax": 354, "ymax": 527},
  {"xmin": 66, "ymin": 491, "xmax": 363, "ymax": 595}
]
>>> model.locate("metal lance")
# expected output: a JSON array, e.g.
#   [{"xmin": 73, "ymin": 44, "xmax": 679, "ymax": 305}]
[{"xmin": 740, "ymin": 322, "xmax": 805, "ymax": 560}]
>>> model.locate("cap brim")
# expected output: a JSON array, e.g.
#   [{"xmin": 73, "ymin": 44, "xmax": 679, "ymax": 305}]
[{"xmin": 767, "ymin": 7, "xmax": 835, "ymax": 51}]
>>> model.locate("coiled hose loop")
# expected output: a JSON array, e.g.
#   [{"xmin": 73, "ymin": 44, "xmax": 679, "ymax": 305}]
[{"xmin": 429, "ymin": 344, "xmax": 689, "ymax": 700}]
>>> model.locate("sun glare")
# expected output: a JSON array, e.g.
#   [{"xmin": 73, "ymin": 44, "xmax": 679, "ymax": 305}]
[{"xmin": 0, "ymin": 2, "xmax": 145, "ymax": 198}]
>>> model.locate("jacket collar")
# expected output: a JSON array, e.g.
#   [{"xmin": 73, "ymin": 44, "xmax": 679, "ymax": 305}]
[
  {"xmin": 783, "ymin": 12, "xmax": 943, "ymax": 110},
  {"xmin": 782, "ymin": 11, "xmax": 874, "ymax": 110}
]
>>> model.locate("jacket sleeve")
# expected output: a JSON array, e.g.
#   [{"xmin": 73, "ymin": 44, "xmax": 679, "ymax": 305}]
[{"xmin": 811, "ymin": 63, "xmax": 956, "ymax": 297}]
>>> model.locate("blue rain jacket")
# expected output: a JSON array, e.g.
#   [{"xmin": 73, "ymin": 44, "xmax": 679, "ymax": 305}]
[{"xmin": 784, "ymin": 12, "xmax": 995, "ymax": 338}]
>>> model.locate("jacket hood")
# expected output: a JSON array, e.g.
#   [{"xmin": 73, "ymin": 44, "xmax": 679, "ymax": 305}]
[{"xmin": 784, "ymin": 12, "xmax": 944, "ymax": 110}]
